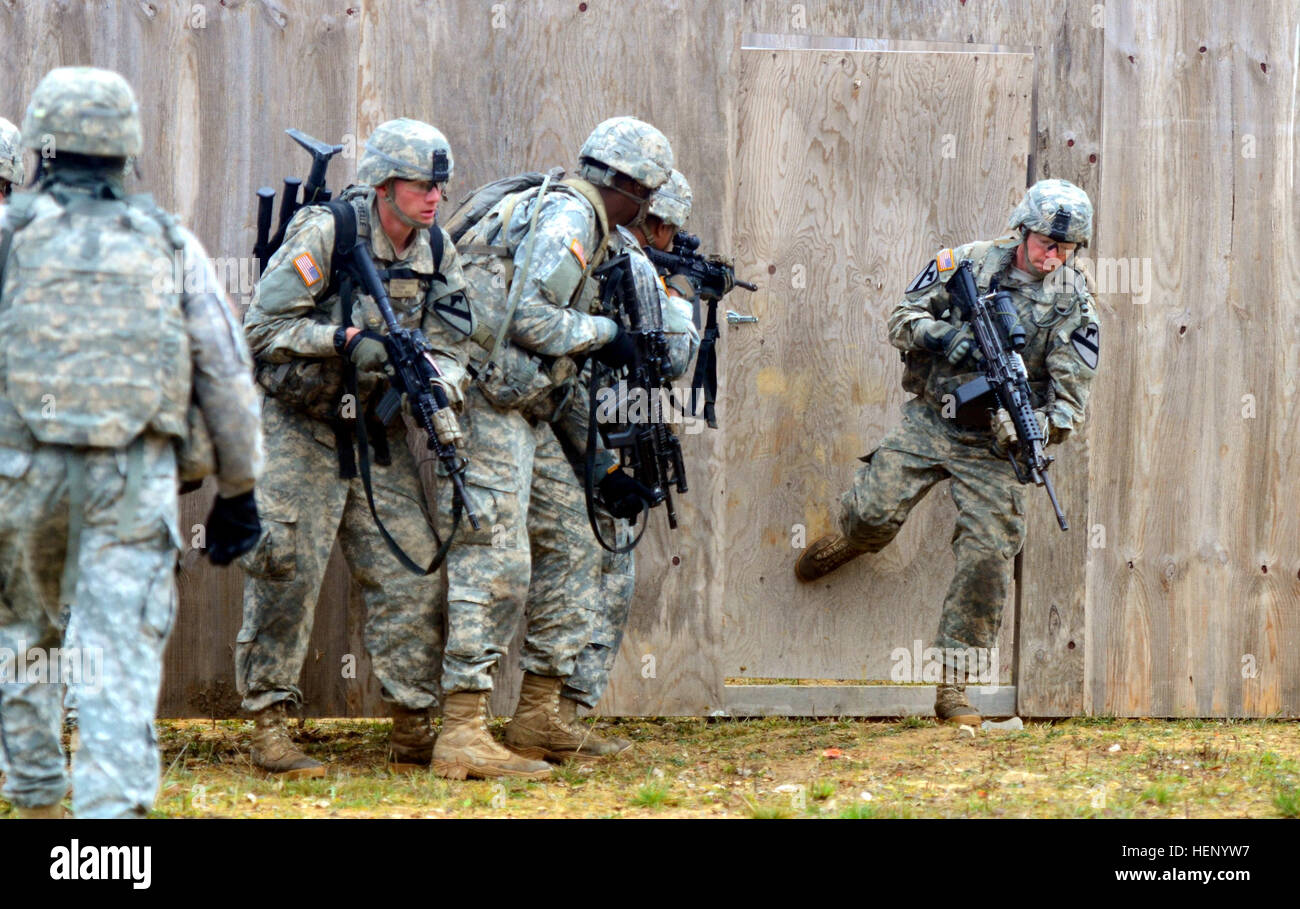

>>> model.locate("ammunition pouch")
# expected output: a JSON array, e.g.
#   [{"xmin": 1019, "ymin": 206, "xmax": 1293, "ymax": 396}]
[
  {"xmin": 471, "ymin": 341, "xmax": 576, "ymax": 420},
  {"xmin": 255, "ymin": 356, "xmax": 384, "ymax": 424}
]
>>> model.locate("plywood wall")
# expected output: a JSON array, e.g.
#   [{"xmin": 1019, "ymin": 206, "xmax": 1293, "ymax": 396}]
[{"xmin": 0, "ymin": 0, "xmax": 1294, "ymax": 717}]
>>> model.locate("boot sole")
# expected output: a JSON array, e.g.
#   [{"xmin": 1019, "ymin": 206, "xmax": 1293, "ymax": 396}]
[
  {"xmin": 794, "ymin": 549, "xmax": 863, "ymax": 583},
  {"xmin": 506, "ymin": 743, "xmax": 626, "ymax": 763},
  {"xmin": 253, "ymin": 763, "xmax": 327, "ymax": 780},
  {"xmin": 937, "ymin": 713, "xmax": 982, "ymax": 726},
  {"xmin": 432, "ymin": 759, "xmax": 552, "ymax": 781},
  {"xmin": 387, "ymin": 761, "xmax": 431, "ymax": 775}
]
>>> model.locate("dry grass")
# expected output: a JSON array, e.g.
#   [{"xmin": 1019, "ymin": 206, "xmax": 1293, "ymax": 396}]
[{"xmin": 2, "ymin": 716, "xmax": 1297, "ymax": 818}]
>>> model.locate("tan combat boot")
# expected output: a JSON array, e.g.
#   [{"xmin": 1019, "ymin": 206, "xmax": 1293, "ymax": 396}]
[
  {"xmin": 388, "ymin": 704, "xmax": 436, "ymax": 773},
  {"xmin": 505, "ymin": 672, "xmax": 626, "ymax": 762},
  {"xmin": 249, "ymin": 702, "xmax": 327, "ymax": 779},
  {"xmin": 794, "ymin": 534, "xmax": 866, "ymax": 582},
  {"xmin": 17, "ymin": 803, "xmax": 67, "ymax": 818},
  {"xmin": 934, "ymin": 683, "xmax": 982, "ymax": 726},
  {"xmin": 432, "ymin": 691, "xmax": 552, "ymax": 780},
  {"xmin": 557, "ymin": 695, "xmax": 631, "ymax": 758}
]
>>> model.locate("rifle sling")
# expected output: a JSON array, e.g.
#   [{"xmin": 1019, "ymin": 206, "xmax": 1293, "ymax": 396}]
[
  {"xmin": 337, "ymin": 269, "xmax": 458, "ymax": 576},
  {"xmin": 691, "ymin": 296, "xmax": 720, "ymax": 429}
]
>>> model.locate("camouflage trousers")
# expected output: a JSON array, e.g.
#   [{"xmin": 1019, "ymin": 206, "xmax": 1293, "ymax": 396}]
[
  {"xmin": 839, "ymin": 399, "xmax": 1026, "ymax": 659},
  {"xmin": 236, "ymin": 395, "xmax": 443, "ymax": 713},
  {"xmin": 563, "ymin": 512, "xmax": 636, "ymax": 709},
  {"xmin": 0, "ymin": 436, "xmax": 180, "ymax": 818},
  {"xmin": 437, "ymin": 388, "xmax": 601, "ymax": 694}
]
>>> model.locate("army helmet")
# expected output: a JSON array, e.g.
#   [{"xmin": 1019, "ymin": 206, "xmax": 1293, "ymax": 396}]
[
  {"xmin": 1008, "ymin": 178, "xmax": 1093, "ymax": 246},
  {"xmin": 649, "ymin": 169, "xmax": 692, "ymax": 228},
  {"xmin": 21, "ymin": 67, "xmax": 142, "ymax": 158},
  {"xmin": 357, "ymin": 118, "xmax": 454, "ymax": 187},
  {"xmin": 578, "ymin": 117, "xmax": 673, "ymax": 193},
  {"xmin": 0, "ymin": 117, "xmax": 23, "ymax": 186}
]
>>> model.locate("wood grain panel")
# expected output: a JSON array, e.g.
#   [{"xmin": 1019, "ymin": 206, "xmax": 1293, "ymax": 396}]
[
  {"xmin": 724, "ymin": 47, "xmax": 1032, "ymax": 683},
  {"xmin": 1089, "ymin": 0, "xmax": 1300, "ymax": 716}
]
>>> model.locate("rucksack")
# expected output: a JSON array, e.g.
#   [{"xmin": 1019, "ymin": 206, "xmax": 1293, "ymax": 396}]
[
  {"xmin": 445, "ymin": 169, "xmax": 610, "ymax": 377},
  {"xmin": 0, "ymin": 187, "xmax": 190, "ymax": 449}
]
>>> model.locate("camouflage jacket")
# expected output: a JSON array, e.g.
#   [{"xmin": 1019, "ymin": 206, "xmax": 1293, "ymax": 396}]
[
  {"xmin": 888, "ymin": 232, "xmax": 1100, "ymax": 444},
  {"xmin": 0, "ymin": 180, "xmax": 263, "ymax": 497},
  {"xmin": 243, "ymin": 184, "xmax": 469, "ymax": 423}
]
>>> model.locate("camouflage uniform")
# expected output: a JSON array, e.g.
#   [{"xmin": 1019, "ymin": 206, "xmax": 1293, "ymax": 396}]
[
  {"xmin": 564, "ymin": 170, "xmax": 700, "ymax": 711},
  {"xmin": 0, "ymin": 117, "xmax": 24, "ymax": 195},
  {"xmin": 436, "ymin": 180, "xmax": 622, "ymax": 695},
  {"xmin": 831, "ymin": 180, "xmax": 1099, "ymax": 680},
  {"xmin": 425, "ymin": 119, "xmax": 673, "ymax": 776},
  {"xmin": 0, "ymin": 68, "xmax": 262, "ymax": 818},
  {"xmin": 238, "ymin": 179, "xmax": 465, "ymax": 717}
]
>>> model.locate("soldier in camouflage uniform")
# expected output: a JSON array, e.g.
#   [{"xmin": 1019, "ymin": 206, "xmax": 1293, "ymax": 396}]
[
  {"xmin": 0, "ymin": 117, "xmax": 24, "ymax": 200},
  {"xmin": 427, "ymin": 118, "xmax": 674, "ymax": 779},
  {"xmin": 0, "ymin": 116, "xmax": 21, "ymax": 788},
  {"xmin": 559, "ymin": 170, "xmax": 700, "ymax": 750},
  {"xmin": 238, "ymin": 118, "xmax": 468, "ymax": 777},
  {"xmin": 795, "ymin": 179, "xmax": 1100, "ymax": 725},
  {"xmin": 0, "ymin": 67, "xmax": 263, "ymax": 818}
]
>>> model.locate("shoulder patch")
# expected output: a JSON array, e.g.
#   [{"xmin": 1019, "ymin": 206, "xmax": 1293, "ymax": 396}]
[
  {"xmin": 906, "ymin": 258, "xmax": 940, "ymax": 295},
  {"xmin": 1070, "ymin": 322, "xmax": 1100, "ymax": 370},
  {"xmin": 292, "ymin": 251, "xmax": 322, "ymax": 288},
  {"xmin": 568, "ymin": 238, "xmax": 587, "ymax": 269},
  {"xmin": 936, "ymin": 248, "xmax": 956, "ymax": 272},
  {"xmin": 432, "ymin": 291, "xmax": 475, "ymax": 338}
]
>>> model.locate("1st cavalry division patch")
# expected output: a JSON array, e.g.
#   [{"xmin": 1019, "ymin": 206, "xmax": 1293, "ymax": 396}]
[
  {"xmin": 906, "ymin": 257, "xmax": 939, "ymax": 294},
  {"xmin": 1071, "ymin": 322, "xmax": 1100, "ymax": 369}
]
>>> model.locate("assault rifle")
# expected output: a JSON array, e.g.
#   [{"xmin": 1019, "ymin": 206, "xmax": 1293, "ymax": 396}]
[
  {"xmin": 947, "ymin": 260, "xmax": 1068, "ymax": 531},
  {"xmin": 644, "ymin": 231, "xmax": 758, "ymax": 301},
  {"xmin": 345, "ymin": 243, "xmax": 480, "ymax": 534},
  {"xmin": 588, "ymin": 249, "xmax": 688, "ymax": 544},
  {"xmin": 644, "ymin": 231, "xmax": 757, "ymax": 429}
]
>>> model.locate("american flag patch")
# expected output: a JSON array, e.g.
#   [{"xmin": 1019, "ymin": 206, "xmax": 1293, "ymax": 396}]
[
  {"xmin": 568, "ymin": 238, "xmax": 587, "ymax": 268},
  {"xmin": 936, "ymin": 248, "xmax": 956, "ymax": 272},
  {"xmin": 292, "ymin": 251, "xmax": 322, "ymax": 287}
]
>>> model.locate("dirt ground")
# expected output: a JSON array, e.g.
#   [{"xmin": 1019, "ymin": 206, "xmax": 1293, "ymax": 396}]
[{"xmin": 5, "ymin": 715, "xmax": 1293, "ymax": 819}]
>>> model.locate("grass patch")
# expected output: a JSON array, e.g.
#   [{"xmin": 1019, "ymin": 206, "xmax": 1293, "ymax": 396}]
[
  {"xmin": 630, "ymin": 780, "xmax": 672, "ymax": 809},
  {"xmin": 1274, "ymin": 786, "xmax": 1300, "ymax": 818}
]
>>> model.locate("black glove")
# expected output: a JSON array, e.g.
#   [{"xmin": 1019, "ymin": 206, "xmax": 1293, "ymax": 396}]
[
  {"xmin": 592, "ymin": 327, "xmax": 638, "ymax": 371},
  {"xmin": 206, "ymin": 491, "xmax": 262, "ymax": 566},
  {"xmin": 598, "ymin": 467, "xmax": 657, "ymax": 520}
]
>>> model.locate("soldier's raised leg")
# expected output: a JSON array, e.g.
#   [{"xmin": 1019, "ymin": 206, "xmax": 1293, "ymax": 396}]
[{"xmin": 795, "ymin": 439, "xmax": 947, "ymax": 583}]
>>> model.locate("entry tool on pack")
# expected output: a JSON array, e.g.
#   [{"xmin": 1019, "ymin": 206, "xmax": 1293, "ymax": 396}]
[
  {"xmin": 254, "ymin": 128, "xmax": 346, "ymax": 272},
  {"xmin": 948, "ymin": 260, "xmax": 1068, "ymax": 531}
]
